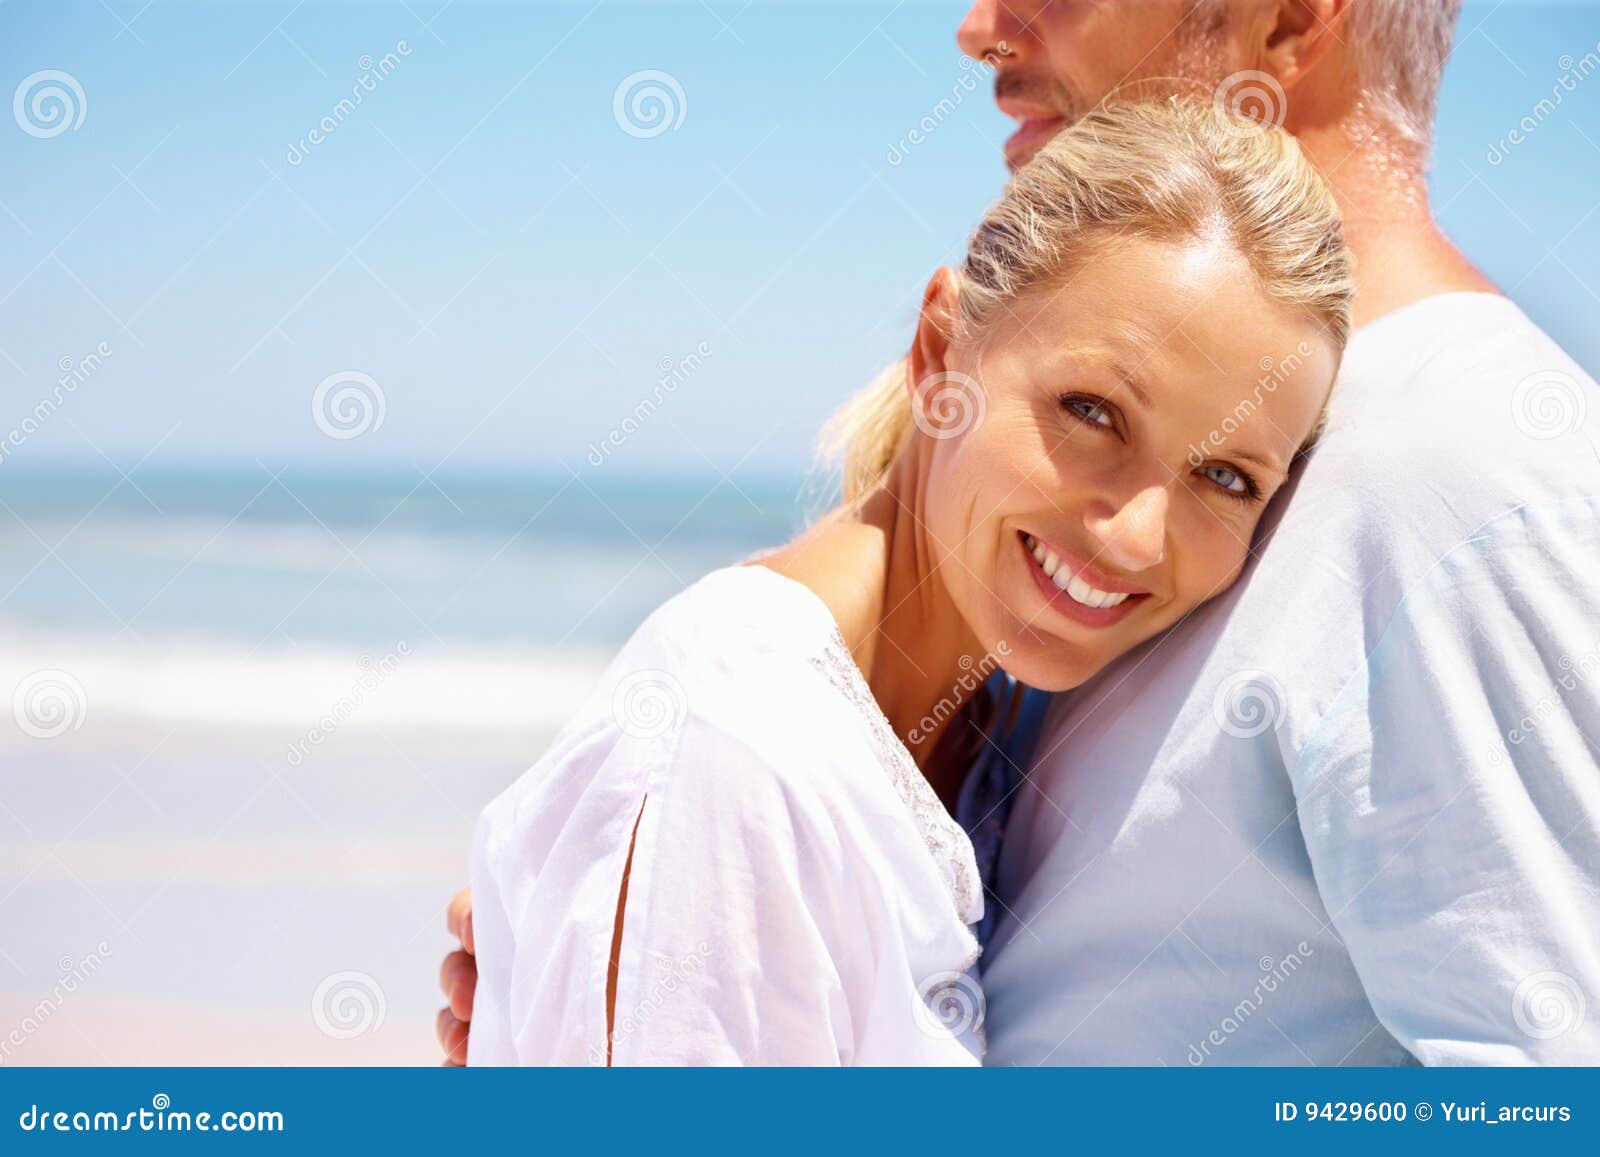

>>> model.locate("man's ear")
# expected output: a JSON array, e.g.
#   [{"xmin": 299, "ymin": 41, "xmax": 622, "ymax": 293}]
[
  {"xmin": 1258, "ymin": 0, "xmax": 1351, "ymax": 91},
  {"xmin": 907, "ymin": 266, "xmax": 960, "ymax": 418}
]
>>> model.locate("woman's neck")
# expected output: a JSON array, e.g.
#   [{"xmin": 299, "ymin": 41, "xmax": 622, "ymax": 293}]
[{"xmin": 755, "ymin": 453, "xmax": 988, "ymax": 794}]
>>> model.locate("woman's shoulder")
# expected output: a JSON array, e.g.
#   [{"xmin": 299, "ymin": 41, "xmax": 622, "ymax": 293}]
[
  {"xmin": 480, "ymin": 562, "xmax": 983, "ymax": 931},
  {"xmin": 501, "ymin": 564, "xmax": 872, "ymax": 797},
  {"xmin": 610, "ymin": 564, "xmax": 881, "ymax": 775},
  {"xmin": 480, "ymin": 564, "xmax": 889, "ymax": 867},
  {"xmin": 624, "ymin": 563, "xmax": 838, "ymax": 671},
  {"xmin": 630, "ymin": 565, "xmax": 982, "ymax": 921}
]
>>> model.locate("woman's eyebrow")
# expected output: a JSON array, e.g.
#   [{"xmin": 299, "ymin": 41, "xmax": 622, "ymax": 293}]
[
  {"xmin": 1044, "ymin": 347, "xmax": 1155, "ymax": 408},
  {"xmin": 1225, "ymin": 448, "xmax": 1288, "ymax": 474},
  {"xmin": 1105, "ymin": 361, "xmax": 1155, "ymax": 409}
]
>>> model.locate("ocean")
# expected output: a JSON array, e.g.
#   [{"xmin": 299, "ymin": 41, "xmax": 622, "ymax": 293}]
[{"xmin": 0, "ymin": 464, "xmax": 820, "ymax": 1064}]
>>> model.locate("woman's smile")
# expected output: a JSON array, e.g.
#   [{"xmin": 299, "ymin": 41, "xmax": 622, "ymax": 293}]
[{"xmin": 1017, "ymin": 530, "xmax": 1151, "ymax": 628}]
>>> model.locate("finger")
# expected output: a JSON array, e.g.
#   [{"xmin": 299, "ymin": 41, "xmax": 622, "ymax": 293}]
[
  {"xmin": 446, "ymin": 889, "xmax": 475, "ymax": 955},
  {"xmin": 438, "ymin": 948, "xmax": 470, "ymax": 1002},
  {"xmin": 436, "ymin": 1007, "xmax": 469, "ymax": 1066},
  {"xmin": 439, "ymin": 949, "xmax": 477, "ymax": 1021}
]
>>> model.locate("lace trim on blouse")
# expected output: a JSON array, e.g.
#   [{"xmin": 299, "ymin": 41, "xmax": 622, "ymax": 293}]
[{"xmin": 807, "ymin": 625, "xmax": 986, "ymax": 934}]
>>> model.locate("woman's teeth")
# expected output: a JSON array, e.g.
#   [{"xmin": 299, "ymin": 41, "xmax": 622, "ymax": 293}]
[{"xmin": 1022, "ymin": 533, "xmax": 1131, "ymax": 609}]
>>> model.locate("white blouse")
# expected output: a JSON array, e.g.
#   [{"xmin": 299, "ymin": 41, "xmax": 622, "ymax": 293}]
[{"xmin": 467, "ymin": 563, "xmax": 986, "ymax": 1065}]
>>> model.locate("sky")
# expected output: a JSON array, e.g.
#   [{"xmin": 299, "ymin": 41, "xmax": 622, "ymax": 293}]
[{"xmin": 2, "ymin": 0, "xmax": 1598, "ymax": 478}]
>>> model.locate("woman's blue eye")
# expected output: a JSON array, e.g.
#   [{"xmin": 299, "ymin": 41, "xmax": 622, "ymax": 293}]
[
  {"xmin": 1065, "ymin": 397, "xmax": 1114, "ymax": 427},
  {"xmin": 1201, "ymin": 464, "xmax": 1248, "ymax": 494}
]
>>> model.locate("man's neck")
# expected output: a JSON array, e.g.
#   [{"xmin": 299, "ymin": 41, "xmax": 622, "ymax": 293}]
[{"xmin": 1292, "ymin": 114, "xmax": 1499, "ymax": 330}]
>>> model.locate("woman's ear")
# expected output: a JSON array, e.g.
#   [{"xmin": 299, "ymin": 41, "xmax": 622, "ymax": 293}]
[
  {"xmin": 1258, "ymin": 0, "xmax": 1351, "ymax": 92},
  {"xmin": 907, "ymin": 267, "xmax": 960, "ymax": 415}
]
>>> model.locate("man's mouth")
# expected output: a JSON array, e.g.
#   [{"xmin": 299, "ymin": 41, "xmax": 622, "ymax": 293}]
[
  {"xmin": 1018, "ymin": 530, "xmax": 1150, "ymax": 627},
  {"xmin": 1003, "ymin": 116, "xmax": 1064, "ymax": 166},
  {"xmin": 996, "ymin": 97, "xmax": 1066, "ymax": 167}
]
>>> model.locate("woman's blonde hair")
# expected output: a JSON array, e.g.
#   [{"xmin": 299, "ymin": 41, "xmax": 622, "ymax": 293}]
[{"xmin": 824, "ymin": 96, "xmax": 1355, "ymax": 502}]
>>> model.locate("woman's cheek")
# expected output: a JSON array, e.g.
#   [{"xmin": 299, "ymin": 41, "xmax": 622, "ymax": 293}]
[
  {"xmin": 938, "ymin": 440, "xmax": 1006, "ymax": 576},
  {"xmin": 923, "ymin": 441, "xmax": 976, "ymax": 560},
  {"xmin": 971, "ymin": 413, "xmax": 1053, "ymax": 496},
  {"xmin": 1174, "ymin": 533, "xmax": 1249, "ymax": 615}
]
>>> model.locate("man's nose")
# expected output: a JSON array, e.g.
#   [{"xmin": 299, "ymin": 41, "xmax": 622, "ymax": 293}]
[
  {"xmin": 1084, "ymin": 485, "xmax": 1169, "ymax": 574},
  {"xmin": 957, "ymin": 0, "xmax": 1026, "ymax": 63}
]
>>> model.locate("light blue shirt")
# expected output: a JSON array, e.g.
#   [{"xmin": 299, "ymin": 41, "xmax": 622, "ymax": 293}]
[{"xmin": 982, "ymin": 294, "xmax": 1600, "ymax": 1065}]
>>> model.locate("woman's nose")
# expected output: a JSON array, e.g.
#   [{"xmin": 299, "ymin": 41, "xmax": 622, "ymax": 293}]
[{"xmin": 1084, "ymin": 485, "xmax": 1169, "ymax": 573}]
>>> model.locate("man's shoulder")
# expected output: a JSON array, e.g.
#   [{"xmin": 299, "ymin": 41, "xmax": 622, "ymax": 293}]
[
  {"xmin": 1336, "ymin": 292, "xmax": 1595, "ymax": 452},
  {"xmin": 1229, "ymin": 294, "xmax": 1599, "ymax": 663},
  {"xmin": 1306, "ymin": 293, "xmax": 1598, "ymax": 537}
]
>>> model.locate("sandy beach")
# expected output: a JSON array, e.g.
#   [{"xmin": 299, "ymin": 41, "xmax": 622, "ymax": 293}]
[{"xmin": 0, "ymin": 680, "xmax": 590, "ymax": 1065}]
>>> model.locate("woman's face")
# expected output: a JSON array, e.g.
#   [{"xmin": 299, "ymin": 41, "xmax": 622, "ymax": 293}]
[{"xmin": 914, "ymin": 231, "xmax": 1339, "ymax": 692}]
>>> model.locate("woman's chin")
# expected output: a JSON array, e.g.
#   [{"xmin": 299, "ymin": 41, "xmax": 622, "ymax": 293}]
[{"xmin": 990, "ymin": 627, "xmax": 1100, "ymax": 693}]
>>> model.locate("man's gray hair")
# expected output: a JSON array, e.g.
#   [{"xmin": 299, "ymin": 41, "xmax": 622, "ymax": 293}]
[{"xmin": 1344, "ymin": 0, "xmax": 1463, "ymax": 150}]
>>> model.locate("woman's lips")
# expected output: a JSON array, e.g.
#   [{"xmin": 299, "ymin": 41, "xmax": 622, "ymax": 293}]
[{"xmin": 1018, "ymin": 531, "xmax": 1149, "ymax": 629}]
